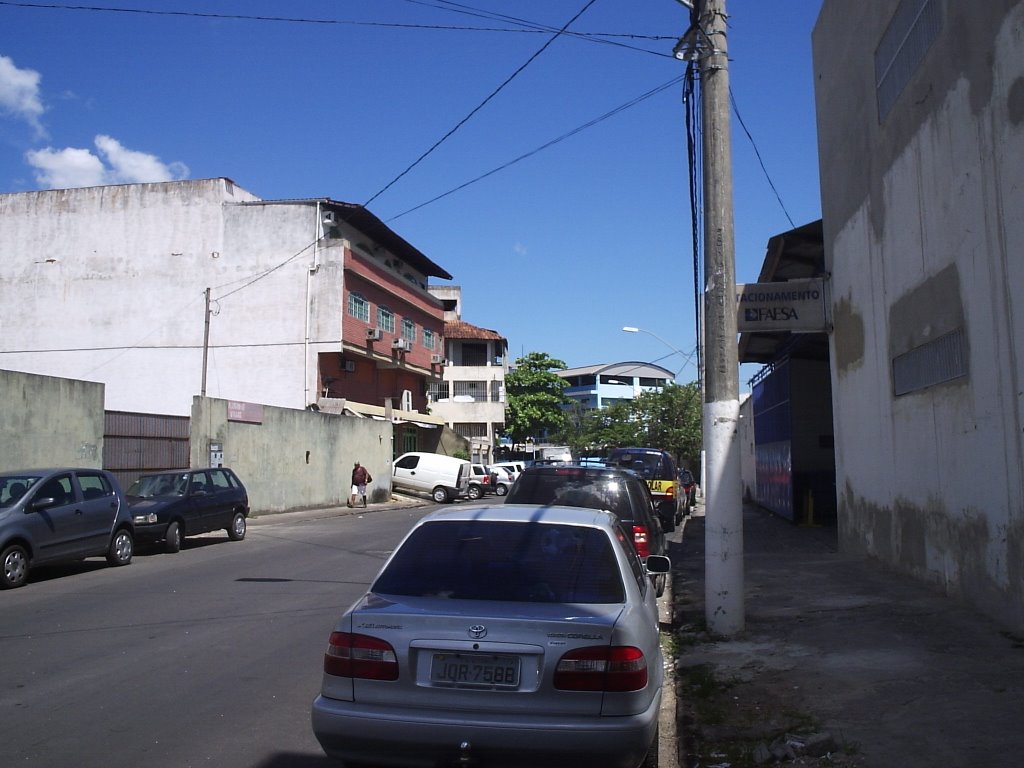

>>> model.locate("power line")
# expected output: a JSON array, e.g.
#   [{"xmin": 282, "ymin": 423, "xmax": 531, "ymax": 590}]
[
  {"xmin": 0, "ymin": 1, "xmax": 675, "ymax": 47},
  {"xmin": 387, "ymin": 74, "xmax": 685, "ymax": 222},
  {"xmin": 362, "ymin": 0, "xmax": 601, "ymax": 208}
]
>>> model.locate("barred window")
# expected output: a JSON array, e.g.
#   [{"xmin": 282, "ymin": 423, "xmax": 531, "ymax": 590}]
[
  {"xmin": 423, "ymin": 328, "xmax": 437, "ymax": 351},
  {"xmin": 875, "ymin": 0, "xmax": 942, "ymax": 120},
  {"xmin": 402, "ymin": 318, "xmax": 416, "ymax": 342},
  {"xmin": 453, "ymin": 381, "xmax": 488, "ymax": 401},
  {"xmin": 453, "ymin": 422, "xmax": 487, "ymax": 438},
  {"xmin": 347, "ymin": 293, "xmax": 369, "ymax": 323},
  {"xmin": 427, "ymin": 381, "xmax": 450, "ymax": 401}
]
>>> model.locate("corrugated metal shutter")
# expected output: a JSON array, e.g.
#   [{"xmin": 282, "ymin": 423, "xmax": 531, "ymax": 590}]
[{"xmin": 103, "ymin": 411, "xmax": 190, "ymax": 490}]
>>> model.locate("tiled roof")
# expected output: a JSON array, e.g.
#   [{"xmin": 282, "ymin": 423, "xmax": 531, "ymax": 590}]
[{"xmin": 444, "ymin": 320, "xmax": 506, "ymax": 341}]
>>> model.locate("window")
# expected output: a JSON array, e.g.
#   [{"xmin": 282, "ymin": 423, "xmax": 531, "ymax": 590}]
[
  {"xmin": 401, "ymin": 318, "xmax": 416, "ymax": 342},
  {"xmin": 423, "ymin": 328, "xmax": 437, "ymax": 351},
  {"xmin": 377, "ymin": 306, "xmax": 395, "ymax": 334},
  {"xmin": 453, "ymin": 381, "xmax": 488, "ymax": 401},
  {"xmin": 402, "ymin": 428, "xmax": 418, "ymax": 454},
  {"xmin": 77, "ymin": 472, "xmax": 112, "ymax": 500},
  {"xmin": 453, "ymin": 422, "xmax": 487, "ymax": 438},
  {"xmin": 371, "ymin": 520, "xmax": 625, "ymax": 604},
  {"xmin": 347, "ymin": 293, "xmax": 369, "ymax": 323},
  {"xmin": 892, "ymin": 327, "xmax": 968, "ymax": 396},
  {"xmin": 427, "ymin": 381, "xmax": 450, "ymax": 401},
  {"xmin": 875, "ymin": 0, "xmax": 942, "ymax": 120}
]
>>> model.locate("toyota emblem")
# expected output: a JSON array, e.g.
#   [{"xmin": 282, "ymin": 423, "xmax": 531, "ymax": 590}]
[{"xmin": 468, "ymin": 624, "xmax": 487, "ymax": 639}]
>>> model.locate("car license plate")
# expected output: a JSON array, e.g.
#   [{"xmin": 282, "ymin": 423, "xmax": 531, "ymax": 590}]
[{"xmin": 430, "ymin": 653, "xmax": 520, "ymax": 689}]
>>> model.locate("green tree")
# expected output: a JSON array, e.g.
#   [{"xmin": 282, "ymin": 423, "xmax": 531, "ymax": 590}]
[
  {"xmin": 504, "ymin": 352, "xmax": 570, "ymax": 445},
  {"xmin": 633, "ymin": 381, "xmax": 703, "ymax": 469},
  {"xmin": 564, "ymin": 381, "xmax": 703, "ymax": 469}
]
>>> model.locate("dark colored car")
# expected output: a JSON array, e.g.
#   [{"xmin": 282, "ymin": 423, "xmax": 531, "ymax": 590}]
[
  {"xmin": 127, "ymin": 468, "xmax": 249, "ymax": 553},
  {"xmin": 504, "ymin": 464, "xmax": 669, "ymax": 596},
  {"xmin": 605, "ymin": 448, "xmax": 683, "ymax": 533},
  {"xmin": 0, "ymin": 468, "xmax": 134, "ymax": 589}
]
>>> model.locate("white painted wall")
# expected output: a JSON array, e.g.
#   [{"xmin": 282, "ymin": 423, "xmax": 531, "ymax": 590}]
[
  {"xmin": 817, "ymin": 1, "xmax": 1024, "ymax": 629},
  {"xmin": 0, "ymin": 179, "xmax": 349, "ymax": 416}
]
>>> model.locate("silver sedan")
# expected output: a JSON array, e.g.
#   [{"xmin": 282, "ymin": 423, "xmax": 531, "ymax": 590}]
[{"xmin": 311, "ymin": 504, "xmax": 670, "ymax": 768}]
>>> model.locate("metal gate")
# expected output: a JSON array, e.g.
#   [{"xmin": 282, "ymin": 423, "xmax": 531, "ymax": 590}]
[{"xmin": 103, "ymin": 410, "xmax": 190, "ymax": 491}]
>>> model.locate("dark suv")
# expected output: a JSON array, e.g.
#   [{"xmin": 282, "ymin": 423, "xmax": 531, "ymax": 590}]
[
  {"xmin": 504, "ymin": 464, "xmax": 669, "ymax": 596},
  {"xmin": 605, "ymin": 447, "xmax": 684, "ymax": 533},
  {"xmin": 127, "ymin": 468, "xmax": 249, "ymax": 553}
]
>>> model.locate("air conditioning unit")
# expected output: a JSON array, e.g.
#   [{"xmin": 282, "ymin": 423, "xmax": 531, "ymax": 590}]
[
  {"xmin": 366, "ymin": 328, "xmax": 382, "ymax": 341},
  {"xmin": 392, "ymin": 338, "xmax": 411, "ymax": 351},
  {"xmin": 430, "ymin": 354, "xmax": 444, "ymax": 364}
]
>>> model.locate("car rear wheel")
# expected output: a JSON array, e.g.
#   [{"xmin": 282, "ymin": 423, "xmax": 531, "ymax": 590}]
[
  {"xmin": 164, "ymin": 521, "xmax": 183, "ymax": 553},
  {"xmin": 1, "ymin": 543, "xmax": 29, "ymax": 589},
  {"xmin": 495, "ymin": 484, "xmax": 508, "ymax": 497},
  {"xmin": 227, "ymin": 511, "xmax": 246, "ymax": 541},
  {"xmin": 467, "ymin": 484, "xmax": 482, "ymax": 500},
  {"xmin": 106, "ymin": 528, "xmax": 134, "ymax": 566}
]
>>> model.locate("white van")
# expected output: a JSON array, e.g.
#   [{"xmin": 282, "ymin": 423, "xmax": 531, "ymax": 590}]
[{"xmin": 392, "ymin": 452, "xmax": 471, "ymax": 503}]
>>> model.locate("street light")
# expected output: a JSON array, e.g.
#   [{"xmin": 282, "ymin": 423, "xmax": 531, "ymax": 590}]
[{"xmin": 621, "ymin": 326, "xmax": 699, "ymax": 381}]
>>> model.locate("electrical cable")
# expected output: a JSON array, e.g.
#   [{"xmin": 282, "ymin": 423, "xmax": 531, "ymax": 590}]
[
  {"xmin": 362, "ymin": 0, "xmax": 600, "ymax": 209},
  {"xmin": 729, "ymin": 87, "xmax": 795, "ymax": 228},
  {"xmin": 387, "ymin": 74, "xmax": 685, "ymax": 222},
  {"xmin": 0, "ymin": 2, "xmax": 674, "ymax": 45}
]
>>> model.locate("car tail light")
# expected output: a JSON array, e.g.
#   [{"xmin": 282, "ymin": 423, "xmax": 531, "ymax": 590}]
[
  {"xmin": 554, "ymin": 646, "xmax": 648, "ymax": 691},
  {"xmin": 324, "ymin": 632, "xmax": 399, "ymax": 680},
  {"xmin": 632, "ymin": 525, "xmax": 651, "ymax": 558}
]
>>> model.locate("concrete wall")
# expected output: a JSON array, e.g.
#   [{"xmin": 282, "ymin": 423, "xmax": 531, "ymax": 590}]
[
  {"xmin": 0, "ymin": 369, "xmax": 105, "ymax": 469},
  {"xmin": 190, "ymin": 397, "xmax": 395, "ymax": 515},
  {"xmin": 814, "ymin": 0, "xmax": 1024, "ymax": 630}
]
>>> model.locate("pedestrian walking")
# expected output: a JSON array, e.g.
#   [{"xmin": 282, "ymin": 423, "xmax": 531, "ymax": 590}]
[{"xmin": 348, "ymin": 461, "xmax": 372, "ymax": 508}]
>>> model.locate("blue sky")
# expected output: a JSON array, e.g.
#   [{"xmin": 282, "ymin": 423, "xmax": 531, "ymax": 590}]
[{"xmin": 0, "ymin": 0, "xmax": 824, "ymax": 390}]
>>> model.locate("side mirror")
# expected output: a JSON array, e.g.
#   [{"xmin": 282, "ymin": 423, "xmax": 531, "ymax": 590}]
[{"xmin": 644, "ymin": 555, "xmax": 671, "ymax": 574}]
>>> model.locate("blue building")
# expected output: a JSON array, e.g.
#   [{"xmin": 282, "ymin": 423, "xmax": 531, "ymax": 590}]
[{"xmin": 557, "ymin": 362, "xmax": 674, "ymax": 411}]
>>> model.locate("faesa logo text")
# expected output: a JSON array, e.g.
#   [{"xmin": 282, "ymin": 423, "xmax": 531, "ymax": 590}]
[{"xmin": 745, "ymin": 306, "xmax": 800, "ymax": 323}]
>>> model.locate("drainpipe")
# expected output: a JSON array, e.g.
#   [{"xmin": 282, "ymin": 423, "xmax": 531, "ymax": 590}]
[{"xmin": 305, "ymin": 203, "xmax": 322, "ymax": 407}]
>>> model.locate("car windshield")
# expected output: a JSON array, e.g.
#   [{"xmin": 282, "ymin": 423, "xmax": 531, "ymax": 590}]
[
  {"xmin": 372, "ymin": 520, "xmax": 625, "ymax": 604},
  {"xmin": 127, "ymin": 473, "xmax": 189, "ymax": 498},
  {"xmin": 606, "ymin": 452, "xmax": 662, "ymax": 478},
  {"xmin": 0, "ymin": 475, "xmax": 40, "ymax": 508},
  {"xmin": 505, "ymin": 469, "xmax": 636, "ymax": 522}
]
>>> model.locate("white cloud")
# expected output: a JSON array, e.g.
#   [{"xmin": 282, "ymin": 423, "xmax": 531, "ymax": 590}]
[
  {"xmin": 26, "ymin": 135, "xmax": 189, "ymax": 189},
  {"xmin": 24, "ymin": 146, "xmax": 105, "ymax": 188},
  {"xmin": 0, "ymin": 54, "xmax": 46, "ymax": 137}
]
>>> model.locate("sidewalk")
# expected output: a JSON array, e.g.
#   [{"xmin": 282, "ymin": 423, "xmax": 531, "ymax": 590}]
[
  {"xmin": 247, "ymin": 492, "xmax": 429, "ymax": 526},
  {"xmin": 670, "ymin": 503, "xmax": 1024, "ymax": 768}
]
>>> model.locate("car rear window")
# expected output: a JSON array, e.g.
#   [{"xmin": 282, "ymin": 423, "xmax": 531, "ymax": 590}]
[
  {"xmin": 505, "ymin": 469, "xmax": 637, "ymax": 523},
  {"xmin": 372, "ymin": 520, "xmax": 625, "ymax": 604}
]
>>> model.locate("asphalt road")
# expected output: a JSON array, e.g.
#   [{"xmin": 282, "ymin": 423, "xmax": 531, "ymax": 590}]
[{"xmin": 0, "ymin": 505, "xmax": 433, "ymax": 768}]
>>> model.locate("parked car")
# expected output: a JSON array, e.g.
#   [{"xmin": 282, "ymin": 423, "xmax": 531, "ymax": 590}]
[
  {"xmin": 0, "ymin": 468, "xmax": 134, "ymax": 589},
  {"xmin": 127, "ymin": 467, "xmax": 249, "ymax": 552},
  {"xmin": 392, "ymin": 452, "xmax": 471, "ymax": 503},
  {"xmin": 605, "ymin": 447, "xmax": 684, "ymax": 533},
  {"xmin": 491, "ymin": 460, "xmax": 525, "ymax": 482},
  {"xmin": 489, "ymin": 465, "xmax": 515, "ymax": 496},
  {"xmin": 310, "ymin": 504, "xmax": 669, "ymax": 768},
  {"xmin": 466, "ymin": 463, "xmax": 495, "ymax": 500},
  {"xmin": 504, "ymin": 464, "xmax": 669, "ymax": 596}
]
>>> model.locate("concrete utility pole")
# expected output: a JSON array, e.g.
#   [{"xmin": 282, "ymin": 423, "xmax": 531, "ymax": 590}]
[{"xmin": 699, "ymin": 0, "xmax": 744, "ymax": 635}]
